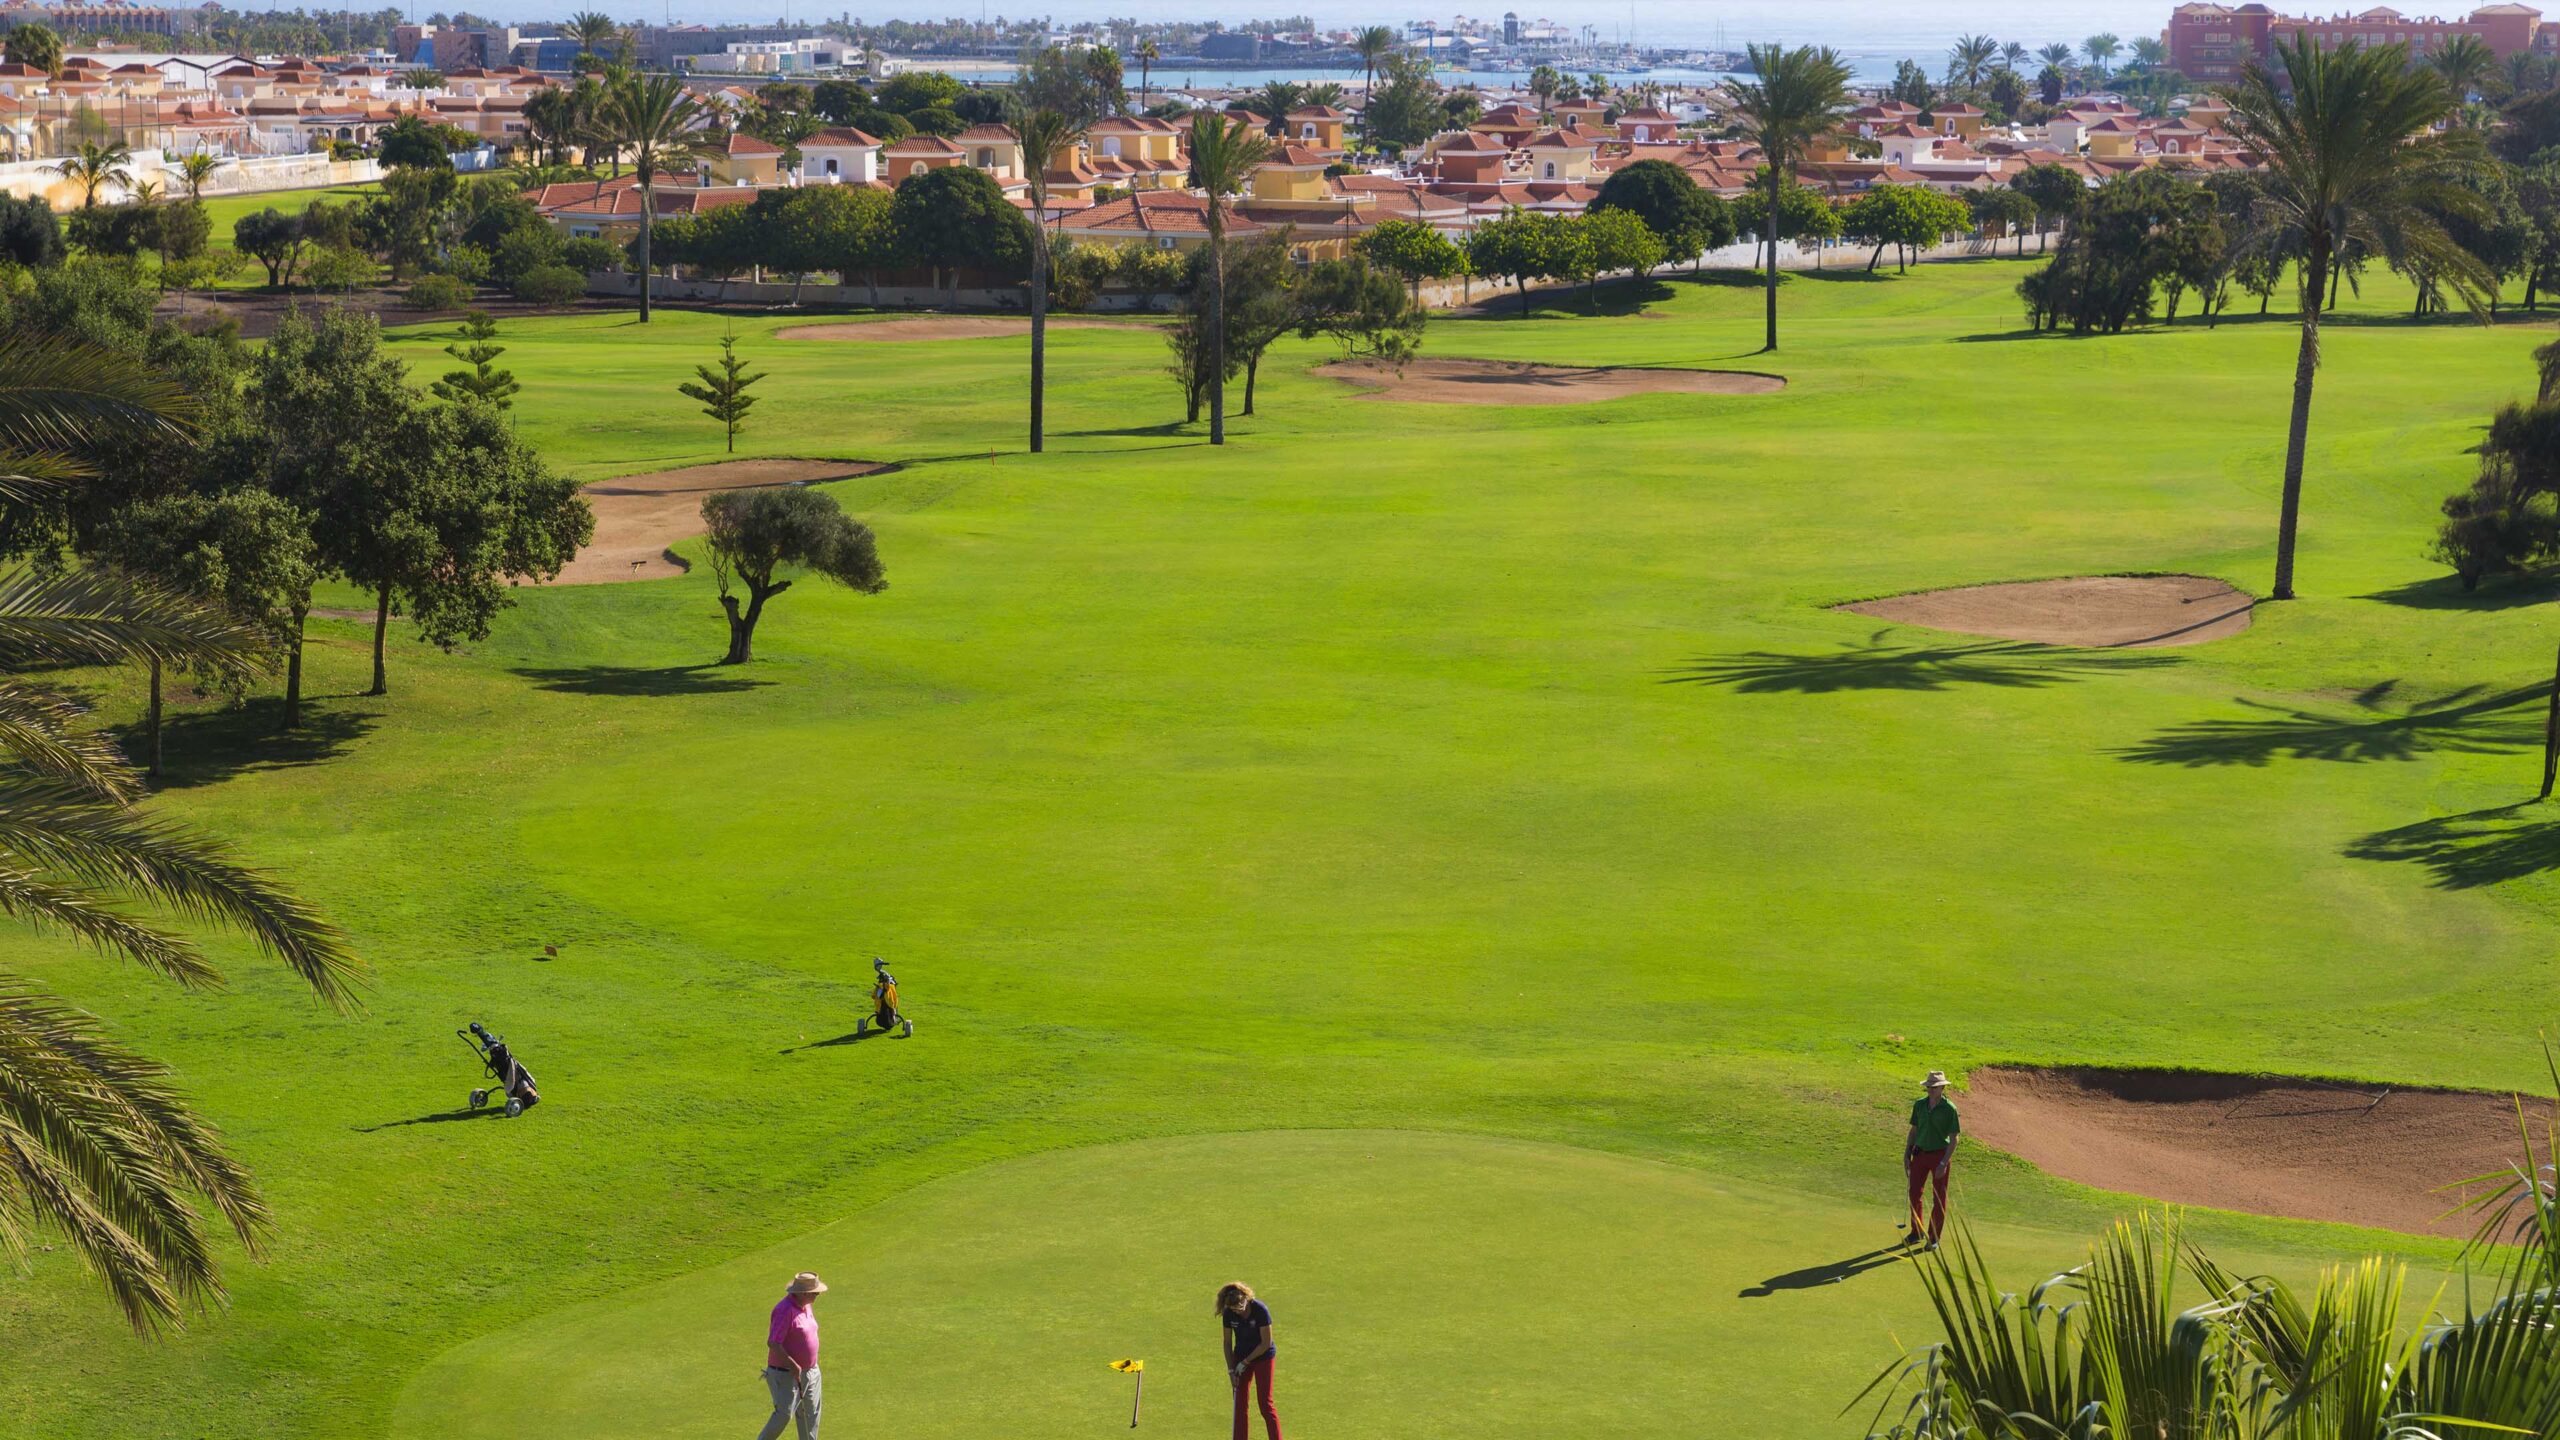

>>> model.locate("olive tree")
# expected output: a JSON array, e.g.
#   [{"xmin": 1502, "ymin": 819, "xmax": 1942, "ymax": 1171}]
[{"xmin": 700, "ymin": 486, "xmax": 886, "ymax": 664}]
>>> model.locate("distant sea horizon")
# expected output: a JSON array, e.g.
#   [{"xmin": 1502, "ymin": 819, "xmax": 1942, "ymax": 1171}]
[{"xmin": 251, "ymin": 1, "xmax": 2181, "ymax": 85}]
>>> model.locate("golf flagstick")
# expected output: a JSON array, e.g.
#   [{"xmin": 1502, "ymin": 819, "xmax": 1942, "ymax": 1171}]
[{"xmin": 1111, "ymin": 1359, "xmax": 1144, "ymax": 1426}]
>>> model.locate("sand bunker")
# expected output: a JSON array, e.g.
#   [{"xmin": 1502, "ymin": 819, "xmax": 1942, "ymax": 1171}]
[
  {"xmin": 776, "ymin": 318, "xmax": 1145, "ymax": 342},
  {"xmin": 1840, "ymin": 575, "xmax": 2253, "ymax": 649},
  {"xmin": 1318, "ymin": 357, "xmax": 1786, "ymax": 405},
  {"xmin": 1966, "ymin": 1066, "xmax": 2549, "ymax": 1236},
  {"xmin": 551, "ymin": 459, "xmax": 879, "ymax": 584}
]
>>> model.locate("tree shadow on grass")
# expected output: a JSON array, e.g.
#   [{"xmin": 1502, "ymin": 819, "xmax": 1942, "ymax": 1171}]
[
  {"xmin": 511, "ymin": 664, "xmax": 769, "ymax": 697},
  {"xmin": 2115, "ymin": 683, "xmax": 2542, "ymax": 768},
  {"xmin": 1737, "ymin": 1246, "xmax": 1909, "ymax": 1298},
  {"xmin": 2360, "ymin": 570, "xmax": 2560, "ymax": 612},
  {"xmin": 123, "ymin": 701, "xmax": 377, "ymax": 792},
  {"xmin": 2346, "ymin": 804, "xmax": 2560, "ymax": 889},
  {"xmin": 1664, "ymin": 635, "xmax": 2178, "ymax": 694}
]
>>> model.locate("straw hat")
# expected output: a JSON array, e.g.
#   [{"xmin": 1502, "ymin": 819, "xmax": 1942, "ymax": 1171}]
[
  {"xmin": 1923, "ymin": 1071, "xmax": 1949, "ymax": 1090},
  {"xmin": 787, "ymin": 1272, "xmax": 828, "ymax": 1296}
]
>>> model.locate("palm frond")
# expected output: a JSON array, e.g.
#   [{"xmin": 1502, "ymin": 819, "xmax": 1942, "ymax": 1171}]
[
  {"xmin": 0, "ymin": 566, "xmax": 267, "ymax": 675},
  {"xmin": 0, "ymin": 684, "xmax": 137, "ymax": 804},
  {"xmin": 0, "ymin": 329, "xmax": 193, "ymax": 459}
]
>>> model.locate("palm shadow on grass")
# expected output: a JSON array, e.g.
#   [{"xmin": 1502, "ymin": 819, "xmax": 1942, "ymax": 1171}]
[
  {"xmin": 511, "ymin": 664, "xmax": 769, "ymax": 697},
  {"xmin": 1664, "ymin": 634, "xmax": 2178, "ymax": 694},
  {"xmin": 121, "ymin": 700, "xmax": 377, "ymax": 791},
  {"xmin": 2347, "ymin": 803, "xmax": 2560, "ymax": 889},
  {"xmin": 2115, "ymin": 683, "xmax": 2542, "ymax": 768},
  {"xmin": 1737, "ymin": 1246, "xmax": 1909, "ymax": 1298}
]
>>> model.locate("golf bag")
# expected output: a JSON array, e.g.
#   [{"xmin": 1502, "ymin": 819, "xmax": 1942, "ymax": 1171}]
[
  {"xmin": 459, "ymin": 1021, "xmax": 540, "ymax": 1117},
  {"xmin": 855, "ymin": 958, "xmax": 914, "ymax": 1038}
]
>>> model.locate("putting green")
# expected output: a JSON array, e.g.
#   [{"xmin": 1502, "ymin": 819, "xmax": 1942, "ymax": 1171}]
[{"xmin": 389, "ymin": 1130, "xmax": 2303, "ymax": 1440}]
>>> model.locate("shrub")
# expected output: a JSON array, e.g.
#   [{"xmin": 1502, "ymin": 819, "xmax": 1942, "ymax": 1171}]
[
  {"xmin": 559, "ymin": 235, "xmax": 619, "ymax": 273},
  {"xmin": 437, "ymin": 242, "xmax": 491, "ymax": 284},
  {"xmin": 406, "ymin": 272, "xmax": 472, "ymax": 310},
  {"xmin": 511, "ymin": 263, "xmax": 586, "ymax": 305},
  {"xmin": 300, "ymin": 243, "xmax": 375, "ymax": 292},
  {"xmin": 491, "ymin": 221, "xmax": 563, "ymax": 284}
]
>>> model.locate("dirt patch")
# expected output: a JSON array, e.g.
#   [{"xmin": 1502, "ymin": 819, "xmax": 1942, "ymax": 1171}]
[
  {"xmin": 1319, "ymin": 357, "xmax": 1786, "ymax": 405},
  {"xmin": 552, "ymin": 459, "xmax": 880, "ymax": 584},
  {"xmin": 776, "ymin": 317, "xmax": 1148, "ymax": 342},
  {"xmin": 1966, "ymin": 1066, "xmax": 2549, "ymax": 1236},
  {"xmin": 1839, "ymin": 575, "xmax": 2253, "ymax": 649}
]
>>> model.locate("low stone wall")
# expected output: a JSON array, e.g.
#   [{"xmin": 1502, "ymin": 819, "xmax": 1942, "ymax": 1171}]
[{"xmin": 0, "ymin": 151, "xmax": 382, "ymax": 211}]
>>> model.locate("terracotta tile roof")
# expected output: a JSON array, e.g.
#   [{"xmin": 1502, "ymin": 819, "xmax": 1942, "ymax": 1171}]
[
  {"xmin": 805, "ymin": 127, "xmax": 879, "ymax": 147},
  {"xmin": 1437, "ymin": 131, "xmax": 1511, "ymax": 153},
  {"xmin": 714, "ymin": 131, "xmax": 781, "ymax": 155},
  {"xmin": 956, "ymin": 121, "xmax": 1018, "ymax": 141},
  {"xmin": 1521, "ymin": 128, "xmax": 1595, "ymax": 150},
  {"xmin": 1284, "ymin": 104, "xmax": 1346, "ymax": 119},
  {"xmin": 1263, "ymin": 144, "xmax": 1331, "ymax": 166},
  {"xmin": 883, "ymin": 133, "xmax": 965, "ymax": 154},
  {"xmin": 1059, "ymin": 190, "xmax": 1260, "ymax": 236}
]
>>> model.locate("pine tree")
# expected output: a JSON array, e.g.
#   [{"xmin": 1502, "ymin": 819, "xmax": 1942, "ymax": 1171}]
[
  {"xmin": 678, "ymin": 328, "xmax": 765, "ymax": 453},
  {"xmin": 430, "ymin": 310, "xmax": 520, "ymax": 409}
]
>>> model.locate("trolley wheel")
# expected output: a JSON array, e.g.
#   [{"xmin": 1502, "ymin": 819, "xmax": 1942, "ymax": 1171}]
[
  {"xmin": 504, "ymin": 1096, "xmax": 525, "ymax": 1119},
  {"xmin": 469, "ymin": 1088, "xmax": 490, "ymax": 1110}
]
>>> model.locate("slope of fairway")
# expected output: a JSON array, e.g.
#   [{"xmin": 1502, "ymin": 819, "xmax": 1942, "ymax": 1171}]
[
  {"xmin": 6, "ymin": 264, "xmax": 2560, "ymax": 1440},
  {"xmin": 389, "ymin": 1130, "xmax": 2318, "ymax": 1440}
]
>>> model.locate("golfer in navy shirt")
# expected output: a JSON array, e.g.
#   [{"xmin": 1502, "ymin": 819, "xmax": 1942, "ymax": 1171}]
[{"xmin": 1217, "ymin": 1282, "xmax": 1281, "ymax": 1440}]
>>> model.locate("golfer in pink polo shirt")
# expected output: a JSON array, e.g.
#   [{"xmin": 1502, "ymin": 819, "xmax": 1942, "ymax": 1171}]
[{"xmin": 757, "ymin": 1272, "xmax": 825, "ymax": 1440}]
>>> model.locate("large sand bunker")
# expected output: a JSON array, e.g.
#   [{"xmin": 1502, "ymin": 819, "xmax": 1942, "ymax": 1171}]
[
  {"xmin": 1966, "ymin": 1066, "xmax": 2548, "ymax": 1236},
  {"xmin": 1318, "ymin": 357, "xmax": 1786, "ymax": 404},
  {"xmin": 1840, "ymin": 575, "xmax": 2253, "ymax": 648},
  {"xmin": 551, "ymin": 459, "xmax": 879, "ymax": 584},
  {"xmin": 776, "ymin": 318, "xmax": 1146, "ymax": 342}
]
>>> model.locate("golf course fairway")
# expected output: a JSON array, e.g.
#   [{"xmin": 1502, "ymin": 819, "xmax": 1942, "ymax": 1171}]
[
  {"xmin": 3, "ymin": 259, "xmax": 2555, "ymax": 1438},
  {"xmin": 388, "ymin": 1130, "xmax": 2320, "ymax": 1440}
]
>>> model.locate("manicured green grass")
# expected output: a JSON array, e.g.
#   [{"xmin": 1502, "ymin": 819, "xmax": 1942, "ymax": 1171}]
[{"xmin": 3, "ymin": 263, "xmax": 2556, "ymax": 1439}]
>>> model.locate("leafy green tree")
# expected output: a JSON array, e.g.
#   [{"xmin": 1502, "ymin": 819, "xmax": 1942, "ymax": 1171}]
[
  {"xmin": 2224, "ymin": 35, "xmax": 2492, "ymax": 599},
  {"xmin": 1731, "ymin": 44, "xmax": 1851, "ymax": 351},
  {"xmin": 246, "ymin": 309, "xmax": 590, "ymax": 698},
  {"xmin": 430, "ymin": 310, "xmax": 518, "ymax": 409},
  {"xmin": 891, "ymin": 163, "xmax": 1029, "ymax": 303},
  {"xmin": 595, "ymin": 73, "xmax": 713, "ymax": 323},
  {"xmin": 1842, "ymin": 183, "xmax": 1971, "ymax": 272},
  {"xmin": 0, "ymin": 323, "xmax": 359, "ymax": 1330},
  {"xmin": 1356, "ymin": 216, "xmax": 1468, "ymax": 297},
  {"xmin": 1184, "ymin": 111, "xmax": 1270, "ymax": 445},
  {"xmin": 1199, "ymin": 231, "xmax": 1299, "ymax": 416},
  {"xmin": 377, "ymin": 114, "xmax": 453, "ymax": 170},
  {"xmin": 0, "ymin": 193, "xmax": 61, "ymax": 267},
  {"xmin": 701, "ymin": 486, "xmax": 886, "ymax": 664},
  {"xmin": 1966, "ymin": 184, "xmax": 2038, "ymax": 256},
  {"xmin": 362, "ymin": 164, "xmax": 456, "ymax": 278},
  {"xmin": 1733, "ymin": 173, "xmax": 1844, "ymax": 262},
  {"xmin": 677, "ymin": 329, "xmax": 763, "ymax": 453},
  {"xmin": 153, "ymin": 198, "xmax": 209, "ymax": 266},
  {"xmin": 93, "ymin": 490, "xmax": 316, "ymax": 777},
  {"xmin": 231, "ymin": 207, "xmax": 310, "ymax": 287},
  {"xmin": 876, "ymin": 70, "xmax": 964, "ymax": 116},
  {"xmin": 1576, "ymin": 205, "xmax": 1665, "ymax": 298},
  {"xmin": 1295, "ymin": 257, "xmax": 1425, "ymax": 373},
  {"xmin": 4, "ymin": 20, "xmax": 60, "ymax": 75},
  {"xmin": 2011, "ymin": 162, "xmax": 2088, "ymax": 251},
  {"xmin": 1363, "ymin": 54, "xmax": 1443, "ymax": 151},
  {"xmin": 1592, "ymin": 159, "xmax": 1733, "ymax": 271},
  {"xmin": 1887, "ymin": 59, "xmax": 1934, "ymax": 110},
  {"xmin": 1466, "ymin": 207, "xmax": 1571, "ymax": 316}
]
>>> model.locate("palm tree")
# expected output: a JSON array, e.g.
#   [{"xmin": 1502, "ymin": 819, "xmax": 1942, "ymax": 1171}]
[
  {"xmin": 0, "ymin": 328, "xmax": 361, "ymax": 1331},
  {"xmin": 2130, "ymin": 36, "xmax": 2168, "ymax": 70},
  {"xmin": 1731, "ymin": 43, "xmax": 1850, "ymax": 353},
  {"xmin": 523, "ymin": 85, "xmax": 579, "ymax": 166},
  {"xmin": 1135, "ymin": 38, "xmax": 1159, "ymax": 109},
  {"xmin": 566, "ymin": 9, "xmax": 617, "ymax": 65},
  {"xmin": 594, "ymin": 73, "xmax": 712, "ymax": 324},
  {"xmin": 2083, "ymin": 33, "xmax": 2121, "ymax": 82},
  {"xmin": 2435, "ymin": 33, "xmax": 2498, "ymax": 104},
  {"xmin": 1354, "ymin": 24, "xmax": 1396, "ymax": 123},
  {"xmin": 2000, "ymin": 41, "xmax": 2029, "ymax": 71},
  {"xmin": 1527, "ymin": 63, "xmax": 1562, "ymax": 119},
  {"xmin": 1082, "ymin": 44, "xmax": 1124, "ymax": 115},
  {"xmin": 1186, "ymin": 111, "xmax": 1269, "ymax": 446},
  {"xmin": 2037, "ymin": 41, "xmax": 2077, "ymax": 82},
  {"xmin": 177, "ymin": 150, "xmax": 217, "ymax": 200},
  {"xmin": 2222, "ymin": 36, "xmax": 2491, "ymax": 600},
  {"xmin": 1946, "ymin": 33, "xmax": 1998, "ymax": 90},
  {"xmin": 46, "ymin": 139, "xmax": 130, "ymax": 210},
  {"xmin": 1016, "ymin": 109, "xmax": 1075, "ymax": 454},
  {"xmin": 1251, "ymin": 79, "xmax": 1304, "ymax": 128}
]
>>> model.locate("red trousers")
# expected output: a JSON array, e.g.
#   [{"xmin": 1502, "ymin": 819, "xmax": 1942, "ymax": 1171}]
[
  {"xmin": 1232, "ymin": 1355, "xmax": 1280, "ymax": 1440},
  {"xmin": 1907, "ymin": 1147, "xmax": 1951, "ymax": 1240}
]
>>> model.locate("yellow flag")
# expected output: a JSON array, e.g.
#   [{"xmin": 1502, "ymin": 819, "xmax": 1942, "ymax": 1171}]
[{"xmin": 1111, "ymin": 1359, "xmax": 1144, "ymax": 1373}]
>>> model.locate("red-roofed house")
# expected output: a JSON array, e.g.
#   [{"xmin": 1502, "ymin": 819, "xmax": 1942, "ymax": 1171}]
[
  {"xmin": 882, "ymin": 132, "xmax": 964, "ymax": 181},
  {"xmin": 702, "ymin": 130, "xmax": 783, "ymax": 185}
]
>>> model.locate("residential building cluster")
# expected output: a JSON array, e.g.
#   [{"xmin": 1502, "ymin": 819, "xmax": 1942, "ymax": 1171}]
[{"xmin": 2165, "ymin": 2, "xmax": 2554, "ymax": 81}]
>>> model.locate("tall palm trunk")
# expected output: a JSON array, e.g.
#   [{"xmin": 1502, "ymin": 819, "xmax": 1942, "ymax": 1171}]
[
  {"xmin": 284, "ymin": 606, "xmax": 306, "ymax": 730},
  {"xmin": 637, "ymin": 163, "xmax": 656, "ymax": 323},
  {"xmin": 145, "ymin": 657, "xmax": 161, "ymax": 780},
  {"xmin": 2542, "ymin": 639, "xmax": 2560, "ymax": 800},
  {"xmin": 2271, "ymin": 242, "xmax": 2331, "ymax": 602},
  {"xmin": 1208, "ymin": 212, "xmax": 1228, "ymax": 445},
  {"xmin": 1762, "ymin": 161, "xmax": 1783, "ymax": 351},
  {"xmin": 1029, "ymin": 221, "xmax": 1049, "ymax": 452}
]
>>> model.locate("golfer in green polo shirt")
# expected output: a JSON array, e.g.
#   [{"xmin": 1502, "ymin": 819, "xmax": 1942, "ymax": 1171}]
[{"xmin": 1903, "ymin": 1070, "xmax": 1959, "ymax": 1249}]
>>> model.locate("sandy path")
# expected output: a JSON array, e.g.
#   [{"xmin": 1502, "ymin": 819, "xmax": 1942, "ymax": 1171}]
[
  {"xmin": 776, "ymin": 318, "xmax": 1149, "ymax": 342},
  {"xmin": 551, "ymin": 459, "xmax": 881, "ymax": 584},
  {"xmin": 1965, "ymin": 1066, "xmax": 2544, "ymax": 1236},
  {"xmin": 1318, "ymin": 357, "xmax": 1786, "ymax": 404},
  {"xmin": 1840, "ymin": 575, "xmax": 2254, "ymax": 649}
]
